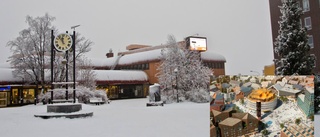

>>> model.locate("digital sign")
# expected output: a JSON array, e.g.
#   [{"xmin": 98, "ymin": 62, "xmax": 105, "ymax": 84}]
[{"xmin": 186, "ymin": 37, "xmax": 207, "ymax": 52}]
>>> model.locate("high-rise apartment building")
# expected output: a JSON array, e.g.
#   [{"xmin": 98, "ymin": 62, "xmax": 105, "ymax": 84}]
[{"xmin": 269, "ymin": 0, "xmax": 320, "ymax": 73}]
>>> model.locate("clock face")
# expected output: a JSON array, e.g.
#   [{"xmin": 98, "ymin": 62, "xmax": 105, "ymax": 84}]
[{"xmin": 54, "ymin": 33, "xmax": 73, "ymax": 52}]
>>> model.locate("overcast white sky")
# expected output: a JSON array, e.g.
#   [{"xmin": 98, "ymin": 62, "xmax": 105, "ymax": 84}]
[{"xmin": 0, "ymin": 0, "xmax": 274, "ymax": 75}]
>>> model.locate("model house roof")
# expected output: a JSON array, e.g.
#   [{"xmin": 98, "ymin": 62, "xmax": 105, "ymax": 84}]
[
  {"xmin": 242, "ymin": 82, "xmax": 252, "ymax": 87},
  {"xmin": 219, "ymin": 117, "xmax": 241, "ymax": 126},
  {"xmin": 224, "ymin": 104, "xmax": 235, "ymax": 111},
  {"xmin": 240, "ymin": 86, "xmax": 253, "ymax": 93},
  {"xmin": 211, "ymin": 109, "xmax": 221, "ymax": 116},
  {"xmin": 242, "ymin": 113, "xmax": 257, "ymax": 121},
  {"xmin": 251, "ymin": 83, "xmax": 261, "ymax": 89},
  {"xmin": 272, "ymin": 83, "xmax": 283, "ymax": 91},
  {"xmin": 221, "ymin": 83, "xmax": 231, "ymax": 88},
  {"xmin": 229, "ymin": 80, "xmax": 241, "ymax": 87},
  {"xmin": 210, "ymin": 84, "xmax": 217, "ymax": 90},
  {"xmin": 292, "ymin": 84, "xmax": 303, "ymax": 90},
  {"xmin": 232, "ymin": 113, "xmax": 247, "ymax": 119},
  {"xmin": 215, "ymin": 93, "xmax": 224, "ymax": 100},
  {"xmin": 276, "ymin": 81, "xmax": 286, "ymax": 87},
  {"xmin": 279, "ymin": 84, "xmax": 301, "ymax": 94},
  {"xmin": 261, "ymin": 81, "xmax": 270, "ymax": 88}
]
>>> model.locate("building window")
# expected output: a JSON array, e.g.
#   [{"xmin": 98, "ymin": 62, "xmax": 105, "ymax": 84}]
[
  {"xmin": 142, "ymin": 64, "xmax": 145, "ymax": 70},
  {"xmin": 303, "ymin": 0, "xmax": 310, "ymax": 12},
  {"xmin": 304, "ymin": 17, "xmax": 312, "ymax": 30},
  {"xmin": 308, "ymin": 35, "xmax": 314, "ymax": 48}
]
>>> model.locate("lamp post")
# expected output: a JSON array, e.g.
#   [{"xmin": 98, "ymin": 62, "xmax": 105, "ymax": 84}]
[
  {"xmin": 250, "ymin": 70, "xmax": 260, "ymax": 76},
  {"xmin": 174, "ymin": 68, "xmax": 179, "ymax": 103}
]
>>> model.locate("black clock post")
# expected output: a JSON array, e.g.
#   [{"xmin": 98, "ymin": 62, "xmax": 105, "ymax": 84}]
[
  {"xmin": 72, "ymin": 30, "xmax": 76, "ymax": 103},
  {"xmin": 50, "ymin": 30, "xmax": 76, "ymax": 104}
]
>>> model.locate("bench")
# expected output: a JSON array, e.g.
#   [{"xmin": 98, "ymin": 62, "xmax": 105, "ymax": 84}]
[
  {"xmin": 146, "ymin": 101, "xmax": 164, "ymax": 107},
  {"xmin": 89, "ymin": 98, "xmax": 105, "ymax": 105}
]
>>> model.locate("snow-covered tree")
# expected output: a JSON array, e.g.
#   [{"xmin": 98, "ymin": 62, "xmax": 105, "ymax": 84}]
[
  {"xmin": 7, "ymin": 13, "xmax": 55, "ymax": 99},
  {"xmin": 7, "ymin": 13, "xmax": 94, "ymax": 100},
  {"xmin": 157, "ymin": 35, "xmax": 211, "ymax": 103},
  {"xmin": 274, "ymin": 0, "xmax": 315, "ymax": 75}
]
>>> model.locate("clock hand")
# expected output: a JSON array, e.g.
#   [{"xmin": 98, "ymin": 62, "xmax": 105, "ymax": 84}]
[{"xmin": 61, "ymin": 37, "xmax": 65, "ymax": 45}]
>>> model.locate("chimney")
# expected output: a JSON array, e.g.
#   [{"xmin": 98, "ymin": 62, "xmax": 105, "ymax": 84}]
[{"xmin": 106, "ymin": 49, "xmax": 114, "ymax": 58}]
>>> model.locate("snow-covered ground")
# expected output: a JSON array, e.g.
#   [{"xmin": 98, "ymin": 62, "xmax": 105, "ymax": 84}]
[{"xmin": 0, "ymin": 98, "xmax": 209, "ymax": 137}]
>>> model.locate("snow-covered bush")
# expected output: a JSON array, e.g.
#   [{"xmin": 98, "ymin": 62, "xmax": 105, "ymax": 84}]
[
  {"xmin": 39, "ymin": 86, "xmax": 108, "ymax": 103},
  {"xmin": 185, "ymin": 89, "xmax": 210, "ymax": 103}
]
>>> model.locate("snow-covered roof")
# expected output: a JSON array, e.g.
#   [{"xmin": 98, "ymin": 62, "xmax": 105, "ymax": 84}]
[
  {"xmin": 91, "ymin": 48, "xmax": 226, "ymax": 67},
  {"xmin": 93, "ymin": 70, "xmax": 148, "ymax": 82},
  {"xmin": 118, "ymin": 49, "xmax": 162, "ymax": 65},
  {"xmin": 90, "ymin": 57, "xmax": 116, "ymax": 67},
  {"xmin": 0, "ymin": 69, "xmax": 21, "ymax": 82},
  {"xmin": 201, "ymin": 51, "xmax": 226, "ymax": 62}
]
